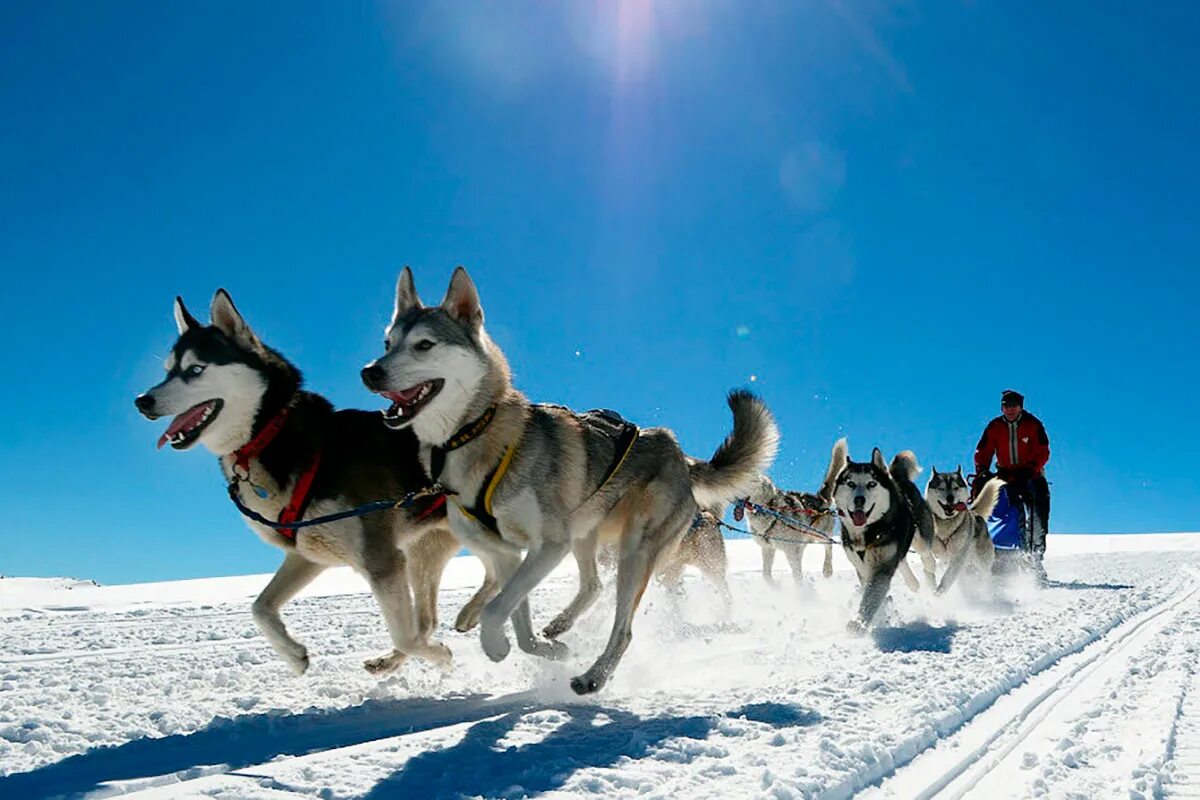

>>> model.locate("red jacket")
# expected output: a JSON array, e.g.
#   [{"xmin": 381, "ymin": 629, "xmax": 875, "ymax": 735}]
[{"xmin": 974, "ymin": 412, "xmax": 1050, "ymax": 476}]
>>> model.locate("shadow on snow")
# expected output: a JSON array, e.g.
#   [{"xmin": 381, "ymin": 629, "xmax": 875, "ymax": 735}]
[{"xmin": 872, "ymin": 621, "xmax": 961, "ymax": 654}]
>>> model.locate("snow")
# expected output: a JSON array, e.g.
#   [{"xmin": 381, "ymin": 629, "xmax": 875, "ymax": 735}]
[{"xmin": 2, "ymin": 533, "xmax": 1199, "ymax": 799}]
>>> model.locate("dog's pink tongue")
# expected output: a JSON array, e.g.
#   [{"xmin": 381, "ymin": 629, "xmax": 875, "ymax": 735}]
[
  {"xmin": 388, "ymin": 385, "xmax": 424, "ymax": 404},
  {"xmin": 953, "ymin": 501, "xmax": 969, "ymax": 512},
  {"xmin": 156, "ymin": 404, "xmax": 208, "ymax": 449},
  {"xmin": 850, "ymin": 510, "xmax": 868, "ymax": 526}
]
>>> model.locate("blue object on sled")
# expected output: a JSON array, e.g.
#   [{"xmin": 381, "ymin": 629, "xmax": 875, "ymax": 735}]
[{"xmin": 988, "ymin": 485, "xmax": 1023, "ymax": 551}]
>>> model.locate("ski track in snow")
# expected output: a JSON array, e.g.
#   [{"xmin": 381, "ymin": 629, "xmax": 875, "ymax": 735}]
[{"xmin": 1, "ymin": 536, "xmax": 1198, "ymax": 799}]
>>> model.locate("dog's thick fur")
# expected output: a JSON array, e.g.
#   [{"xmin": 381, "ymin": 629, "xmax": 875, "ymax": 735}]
[
  {"xmin": 363, "ymin": 267, "xmax": 779, "ymax": 693},
  {"xmin": 916, "ymin": 468, "xmax": 1002, "ymax": 594},
  {"xmin": 136, "ymin": 291, "xmax": 487, "ymax": 676},
  {"xmin": 747, "ymin": 456, "xmax": 842, "ymax": 585},
  {"xmin": 831, "ymin": 440, "xmax": 935, "ymax": 633}
]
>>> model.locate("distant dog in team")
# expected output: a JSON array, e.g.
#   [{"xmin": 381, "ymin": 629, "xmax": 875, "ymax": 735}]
[
  {"xmin": 831, "ymin": 440, "xmax": 935, "ymax": 633},
  {"xmin": 135, "ymin": 291, "xmax": 488, "ymax": 676},
  {"xmin": 746, "ymin": 470, "xmax": 840, "ymax": 585},
  {"xmin": 361, "ymin": 267, "xmax": 779, "ymax": 693},
  {"xmin": 914, "ymin": 467, "xmax": 1002, "ymax": 594}
]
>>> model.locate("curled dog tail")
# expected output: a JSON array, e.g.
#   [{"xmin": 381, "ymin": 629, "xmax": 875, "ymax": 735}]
[
  {"xmin": 690, "ymin": 390, "xmax": 780, "ymax": 508},
  {"xmin": 970, "ymin": 477, "xmax": 1004, "ymax": 519},
  {"xmin": 889, "ymin": 451, "xmax": 922, "ymax": 484}
]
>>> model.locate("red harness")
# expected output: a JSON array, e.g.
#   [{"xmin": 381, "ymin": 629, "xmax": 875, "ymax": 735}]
[{"xmin": 228, "ymin": 404, "xmax": 322, "ymax": 541}]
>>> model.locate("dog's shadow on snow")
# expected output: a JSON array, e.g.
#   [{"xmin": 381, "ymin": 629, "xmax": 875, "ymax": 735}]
[
  {"xmin": 1043, "ymin": 579, "xmax": 1134, "ymax": 591},
  {"xmin": 0, "ymin": 691, "xmax": 539, "ymax": 799},
  {"xmin": 0, "ymin": 691, "xmax": 822, "ymax": 800},
  {"xmin": 361, "ymin": 701, "xmax": 822, "ymax": 799},
  {"xmin": 872, "ymin": 621, "xmax": 961, "ymax": 654}
]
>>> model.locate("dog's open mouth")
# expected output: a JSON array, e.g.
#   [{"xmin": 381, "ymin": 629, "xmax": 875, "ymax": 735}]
[
  {"xmin": 848, "ymin": 506, "xmax": 874, "ymax": 527},
  {"xmin": 157, "ymin": 399, "xmax": 223, "ymax": 450},
  {"xmin": 380, "ymin": 379, "xmax": 444, "ymax": 428},
  {"xmin": 941, "ymin": 501, "xmax": 969, "ymax": 516}
]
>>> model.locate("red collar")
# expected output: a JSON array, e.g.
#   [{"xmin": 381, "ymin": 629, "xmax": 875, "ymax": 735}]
[
  {"xmin": 276, "ymin": 451, "xmax": 322, "ymax": 540},
  {"xmin": 231, "ymin": 403, "xmax": 293, "ymax": 476}
]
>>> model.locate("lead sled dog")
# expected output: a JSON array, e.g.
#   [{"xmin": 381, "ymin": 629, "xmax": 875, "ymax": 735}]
[
  {"xmin": 362, "ymin": 267, "xmax": 779, "ymax": 693},
  {"xmin": 135, "ymin": 290, "xmax": 488, "ymax": 676}
]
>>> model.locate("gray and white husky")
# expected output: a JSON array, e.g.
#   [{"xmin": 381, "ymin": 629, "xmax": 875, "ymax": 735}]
[
  {"xmin": 135, "ymin": 290, "xmax": 486, "ymax": 676},
  {"xmin": 915, "ymin": 468, "xmax": 1002, "ymax": 594},
  {"xmin": 746, "ymin": 465, "xmax": 840, "ymax": 585},
  {"xmin": 831, "ymin": 440, "xmax": 935, "ymax": 633},
  {"xmin": 362, "ymin": 267, "xmax": 779, "ymax": 694}
]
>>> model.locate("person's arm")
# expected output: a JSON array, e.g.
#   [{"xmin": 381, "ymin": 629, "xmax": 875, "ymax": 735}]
[
  {"xmin": 974, "ymin": 421, "xmax": 996, "ymax": 474},
  {"xmin": 1032, "ymin": 419, "xmax": 1050, "ymax": 472}
]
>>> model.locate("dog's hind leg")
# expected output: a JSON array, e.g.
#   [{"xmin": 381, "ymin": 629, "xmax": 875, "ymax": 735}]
[
  {"xmin": 544, "ymin": 530, "xmax": 602, "ymax": 639},
  {"xmin": 822, "ymin": 543, "xmax": 834, "ymax": 577},
  {"xmin": 479, "ymin": 538, "xmax": 571, "ymax": 662},
  {"xmin": 699, "ymin": 534, "xmax": 733, "ymax": 612},
  {"xmin": 252, "ymin": 554, "xmax": 325, "ymax": 675},
  {"xmin": 408, "ymin": 528, "xmax": 458, "ymax": 642},
  {"xmin": 571, "ymin": 505, "xmax": 689, "ymax": 695},
  {"xmin": 454, "ymin": 556, "xmax": 499, "ymax": 632},
  {"xmin": 911, "ymin": 535, "xmax": 937, "ymax": 590}
]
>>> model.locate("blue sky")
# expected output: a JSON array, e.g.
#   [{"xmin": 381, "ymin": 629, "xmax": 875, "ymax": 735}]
[{"xmin": 2, "ymin": 2, "xmax": 1197, "ymax": 584}]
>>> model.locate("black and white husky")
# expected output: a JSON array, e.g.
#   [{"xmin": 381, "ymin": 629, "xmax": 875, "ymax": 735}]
[
  {"xmin": 135, "ymin": 290, "xmax": 486, "ymax": 676},
  {"xmin": 831, "ymin": 440, "xmax": 935, "ymax": 633},
  {"xmin": 362, "ymin": 267, "xmax": 779, "ymax": 693},
  {"xmin": 915, "ymin": 468, "xmax": 1002, "ymax": 594},
  {"xmin": 746, "ymin": 453, "xmax": 842, "ymax": 585}
]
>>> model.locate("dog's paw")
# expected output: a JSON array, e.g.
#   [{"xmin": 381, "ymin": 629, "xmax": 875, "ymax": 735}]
[
  {"xmin": 524, "ymin": 637, "xmax": 570, "ymax": 661},
  {"xmin": 823, "ymin": 564, "xmax": 834, "ymax": 578},
  {"xmin": 454, "ymin": 605, "xmax": 482, "ymax": 633},
  {"xmin": 423, "ymin": 641, "xmax": 454, "ymax": 668},
  {"xmin": 845, "ymin": 618, "xmax": 868, "ymax": 636},
  {"xmin": 570, "ymin": 673, "xmax": 604, "ymax": 695},
  {"xmin": 285, "ymin": 648, "xmax": 310, "ymax": 676},
  {"xmin": 364, "ymin": 650, "xmax": 406, "ymax": 676},
  {"xmin": 480, "ymin": 625, "xmax": 511, "ymax": 663},
  {"xmin": 542, "ymin": 614, "xmax": 573, "ymax": 640}
]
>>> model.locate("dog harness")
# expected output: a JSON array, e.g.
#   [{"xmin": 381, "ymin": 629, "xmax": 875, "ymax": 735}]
[
  {"xmin": 430, "ymin": 405, "xmax": 640, "ymax": 535},
  {"xmin": 225, "ymin": 401, "xmax": 322, "ymax": 541}
]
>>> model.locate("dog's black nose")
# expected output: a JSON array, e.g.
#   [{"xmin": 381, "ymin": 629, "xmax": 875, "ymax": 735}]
[
  {"xmin": 135, "ymin": 394, "xmax": 155, "ymax": 414},
  {"xmin": 853, "ymin": 496, "xmax": 866, "ymax": 508},
  {"xmin": 361, "ymin": 364, "xmax": 385, "ymax": 390}
]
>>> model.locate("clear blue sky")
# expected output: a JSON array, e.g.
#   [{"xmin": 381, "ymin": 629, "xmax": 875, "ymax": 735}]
[{"xmin": 2, "ymin": 2, "xmax": 1197, "ymax": 584}]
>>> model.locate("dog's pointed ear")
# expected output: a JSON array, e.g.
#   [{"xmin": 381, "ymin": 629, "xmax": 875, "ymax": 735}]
[
  {"xmin": 392, "ymin": 266, "xmax": 423, "ymax": 324},
  {"xmin": 210, "ymin": 289, "xmax": 264, "ymax": 351},
  {"xmin": 441, "ymin": 266, "xmax": 483, "ymax": 331},
  {"xmin": 871, "ymin": 447, "xmax": 887, "ymax": 472},
  {"xmin": 955, "ymin": 464, "xmax": 963, "ymax": 476},
  {"xmin": 930, "ymin": 466, "xmax": 939, "ymax": 478},
  {"xmin": 174, "ymin": 296, "xmax": 200, "ymax": 335}
]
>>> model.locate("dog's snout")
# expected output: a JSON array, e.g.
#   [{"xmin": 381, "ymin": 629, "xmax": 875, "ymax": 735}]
[
  {"xmin": 134, "ymin": 394, "xmax": 156, "ymax": 415},
  {"xmin": 361, "ymin": 363, "xmax": 385, "ymax": 390},
  {"xmin": 853, "ymin": 495, "xmax": 866, "ymax": 508}
]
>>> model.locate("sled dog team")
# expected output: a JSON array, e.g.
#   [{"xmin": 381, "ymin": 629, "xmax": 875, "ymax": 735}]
[{"xmin": 136, "ymin": 268, "xmax": 1002, "ymax": 693}]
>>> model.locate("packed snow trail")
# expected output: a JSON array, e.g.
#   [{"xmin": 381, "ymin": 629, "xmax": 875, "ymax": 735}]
[{"xmin": 1, "ymin": 534, "xmax": 1199, "ymax": 799}]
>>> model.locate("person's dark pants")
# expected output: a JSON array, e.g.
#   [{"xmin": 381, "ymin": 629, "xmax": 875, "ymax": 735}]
[{"xmin": 1001, "ymin": 472, "xmax": 1050, "ymax": 559}]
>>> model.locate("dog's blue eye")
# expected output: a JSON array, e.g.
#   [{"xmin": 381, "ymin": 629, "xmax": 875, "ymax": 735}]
[
  {"xmin": 846, "ymin": 481, "xmax": 856, "ymax": 489},
  {"xmin": 867, "ymin": 481, "xmax": 877, "ymax": 489},
  {"xmin": 414, "ymin": 340, "xmax": 435, "ymax": 352},
  {"xmin": 187, "ymin": 365, "xmax": 205, "ymax": 377}
]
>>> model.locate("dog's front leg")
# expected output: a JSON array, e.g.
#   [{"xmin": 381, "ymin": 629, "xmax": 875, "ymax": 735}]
[
  {"xmin": 365, "ymin": 553, "xmax": 452, "ymax": 672},
  {"xmin": 252, "ymin": 553, "xmax": 325, "ymax": 675},
  {"xmin": 935, "ymin": 538, "xmax": 973, "ymax": 595},
  {"xmin": 480, "ymin": 539, "xmax": 571, "ymax": 662},
  {"xmin": 849, "ymin": 553, "xmax": 899, "ymax": 634},
  {"xmin": 822, "ymin": 543, "xmax": 834, "ymax": 577}
]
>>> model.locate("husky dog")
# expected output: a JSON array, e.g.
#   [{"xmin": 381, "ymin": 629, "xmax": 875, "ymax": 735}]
[
  {"xmin": 135, "ymin": 290, "xmax": 486, "ymax": 676},
  {"xmin": 746, "ymin": 468, "xmax": 840, "ymax": 585},
  {"xmin": 362, "ymin": 267, "xmax": 779, "ymax": 694},
  {"xmin": 915, "ymin": 468, "xmax": 1002, "ymax": 594},
  {"xmin": 831, "ymin": 440, "xmax": 935, "ymax": 633}
]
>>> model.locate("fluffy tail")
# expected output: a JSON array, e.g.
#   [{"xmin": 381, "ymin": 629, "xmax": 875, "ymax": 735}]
[
  {"xmin": 689, "ymin": 390, "xmax": 780, "ymax": 507},
  {"xmin": 889, "ymin": 451, "xmax": 922, "ymax": 484},
  {"xmin": 817, "ymin": 438, "xmax": 849, "ymax": 503},
  {"xmin": 970, "ymin": 477, "xmax": 1003, "ymax": 519}
]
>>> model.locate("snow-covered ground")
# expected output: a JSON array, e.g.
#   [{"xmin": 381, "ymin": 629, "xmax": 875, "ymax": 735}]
[{"xmin": 2, "ymin": 533, "xmax": 1199, "ymax": 799}]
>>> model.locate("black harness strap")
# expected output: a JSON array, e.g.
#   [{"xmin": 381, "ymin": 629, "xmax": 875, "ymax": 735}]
[{"xmin": 429, "ymin": 405, "xmax": 497, "ymax": 484}]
